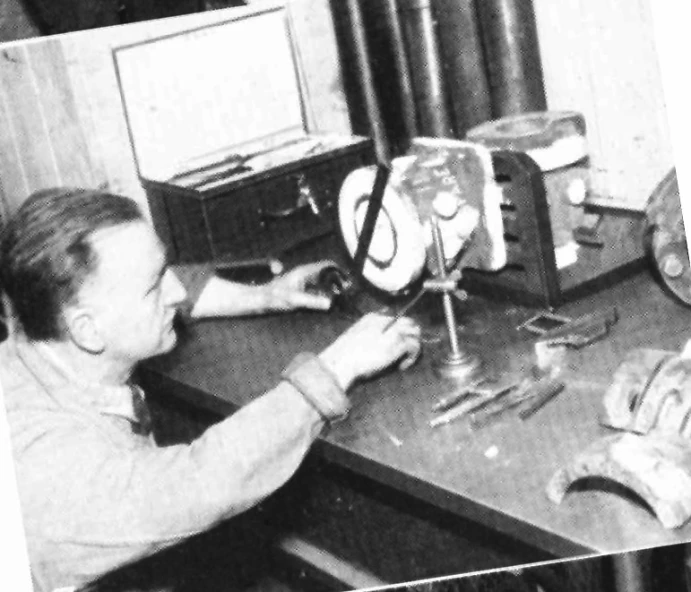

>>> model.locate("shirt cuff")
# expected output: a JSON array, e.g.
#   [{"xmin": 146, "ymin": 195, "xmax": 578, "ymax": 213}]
[{"xmin": 281, "ymin": 353, "xmax": 351, "ymax": 423}]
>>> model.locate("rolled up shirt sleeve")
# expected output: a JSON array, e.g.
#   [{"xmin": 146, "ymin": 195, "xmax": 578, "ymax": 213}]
[{"xmin": 282, "ymin": 353, "xmax": 351, "ymax": 423}]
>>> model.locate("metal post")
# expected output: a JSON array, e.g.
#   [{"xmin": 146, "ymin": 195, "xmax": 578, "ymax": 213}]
[{"xmin": 429, "ymin": 217, "xmax": 481, "ymax": 382}]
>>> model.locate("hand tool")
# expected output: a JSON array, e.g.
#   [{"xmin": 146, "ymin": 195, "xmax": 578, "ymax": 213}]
[
  {"xmin": 518, "ymin": 378, "xmax": 565, "ymax": 419},
  {"xmin": 538, "ymin": 306, "xmax": 617, "ymax": 349},
  {"xmin": 432, "ymin": 380, "xmax": 486, "ymax": 412},
  {"xmin": 430, "ymin": 382, "xmax": 518, "ymax": 428},
  {"xmin": 383, "ymin": 289, "xmax": 427, "ymax": 331},
  {"xmin": 469, "ymin": 384, "xmax": 532, "ymax": 429},
  {"xmin": 470, "ymin": 372, "xmax": 568, "ymax": 429}
]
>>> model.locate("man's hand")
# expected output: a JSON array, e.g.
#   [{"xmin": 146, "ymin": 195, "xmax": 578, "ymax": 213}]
[
  {"xmin": 267, "ymin": 261, "xmax": 335, "ymax": 312},
  {"xmin": 190, "ymin": 261, "xmax": 338, "ymax": 318},
  {"xmin": 318, "ymin": 313, "xmax": 422, "ymax": 391}
]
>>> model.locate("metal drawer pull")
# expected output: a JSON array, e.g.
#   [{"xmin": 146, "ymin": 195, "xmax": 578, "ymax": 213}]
[{"xmin": 258, "ymin": 174, "xmax": 320, "ymax": 227}]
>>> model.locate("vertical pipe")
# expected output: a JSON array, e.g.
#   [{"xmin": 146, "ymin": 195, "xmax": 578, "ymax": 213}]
[
  {"xmin": 382, "ymin": 0, "xmax": 419, "ymax": 142},
  {"xmin": 431, "ymin": 217, "xmax": 462, "ymax": 355},
  {"xmin": 432, "ymin": 0, "xmax": 492, "ymax": 135},
  {"xmin": 345, "ymin": 0, "xmax": 392, "ymax": 164},
  {"xmin": 475, "ymin": 0, "xmax": 547, "ymax": 117},
  {"xmin": 398, "ymin": 0, "xmax": 454, "ymax": 138}
]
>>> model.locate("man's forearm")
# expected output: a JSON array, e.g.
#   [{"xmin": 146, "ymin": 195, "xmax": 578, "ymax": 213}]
[
  {"xmin": 189, "ymin": 276, "xmax": 276, "ymax": 318},
  {"xmin": 175, "ymin": 261, "xmax": 332, "ymax": 319}
]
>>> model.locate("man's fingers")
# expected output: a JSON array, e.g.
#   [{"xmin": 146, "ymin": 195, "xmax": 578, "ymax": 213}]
[
  {"xmin": 398, "ymin": 337, "xmax": 422, "ymax": 370},
  {"xmin": 384, "ymin": 318, "xmax": 422, "ymax": 371},
  {"xmin": 293, "ymin": 260, "xmax": 336, "ymax": 283}
]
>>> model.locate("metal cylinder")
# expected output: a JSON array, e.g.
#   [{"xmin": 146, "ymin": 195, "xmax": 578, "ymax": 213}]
[
  {"xmin": 423, "ymin": 278, "xmax": 459, "ymax": 292},
  {"xmin": 441, "ymin": 292, "xmax": 462, "ymax": 355},
  {"xmin": 431, "ymin": 218, "xmax": 461, "ymax": 355},
  {"xmin": 382, "ymin": 0, "xmax": 419, "ymax": 141},
  {"xmin": 431, "ymin": 0, "xmax": 492, "ymax": 135},
  {"xmin": 475, "ymin": 0, "xmax": 547, "ymax": 117},
  {"xmin": 345, "ymin": 0, "xmax": 392, "ymax": 163},
  {"xmin": 398, "ymin": 0, "xmax": 454, "ymax": 138}
]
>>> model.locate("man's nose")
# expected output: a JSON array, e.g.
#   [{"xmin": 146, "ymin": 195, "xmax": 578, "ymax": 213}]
[{"xmin": 163, "ymin": 270, "xmax": 188, "ymax": 306}]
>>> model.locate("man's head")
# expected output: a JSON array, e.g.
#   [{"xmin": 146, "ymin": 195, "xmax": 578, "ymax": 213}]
[{"xmin": 0, "ymin": 188, "xmax": 186, "ymax": 364}]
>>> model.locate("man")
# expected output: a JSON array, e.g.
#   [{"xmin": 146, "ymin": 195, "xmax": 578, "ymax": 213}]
[{"xmin": 0, "ymin": 188, "xmax": 421, "ymax": 592}]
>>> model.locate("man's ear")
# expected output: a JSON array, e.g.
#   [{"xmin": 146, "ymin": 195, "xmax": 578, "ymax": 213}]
[{"xmin": 63, "ymin": 306, "xmax": 106, "ymax": 354}]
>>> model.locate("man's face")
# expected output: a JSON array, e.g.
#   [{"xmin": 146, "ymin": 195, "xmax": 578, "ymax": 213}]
[{"xmin": 78, "ymin": 221, "xmax": 187, "ymax": 366}]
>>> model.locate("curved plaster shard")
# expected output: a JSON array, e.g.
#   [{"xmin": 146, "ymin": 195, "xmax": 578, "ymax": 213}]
[{"xmin": 547, "ymin": 433, "xmax": 691, "ymax": 529}]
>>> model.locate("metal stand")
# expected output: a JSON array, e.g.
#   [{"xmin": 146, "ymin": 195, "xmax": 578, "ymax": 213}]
[{"xmin": 427, "ymin": 218, "xmax": 481, "ymax": 383}]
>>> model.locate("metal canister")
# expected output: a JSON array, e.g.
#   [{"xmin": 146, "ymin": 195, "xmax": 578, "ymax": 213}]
[
  {"xmin": 398, "ymin": 0, "xmax": 454, "ymax": 138},
  {"xmin": 474, "ymin": 0, "xmax": 547, "ymax": 117}
]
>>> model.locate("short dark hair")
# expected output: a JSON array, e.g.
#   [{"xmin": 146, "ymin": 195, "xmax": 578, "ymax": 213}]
[{"xmin": 0, "ymin": 188, "xmax": 145, "ymax": 340}]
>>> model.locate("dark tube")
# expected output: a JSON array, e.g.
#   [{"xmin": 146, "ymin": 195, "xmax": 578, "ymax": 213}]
[
  {"xmin": 475, "ymin": 0, "xmax": 547, "ymax": 117},
  {"xmin": 345, "ymin": 0, "xmax": 392, "ymax": 164},
  {"xmin": 382, "ymin": 0, "xmax": 419, "ymax": 141},
  {"xmin": 431, "ymin": 0, "xmax": 492, "ymax": 135},
  {"xmin": 399, "ymin": 0, "xmax": 454, "ymax": 138}
]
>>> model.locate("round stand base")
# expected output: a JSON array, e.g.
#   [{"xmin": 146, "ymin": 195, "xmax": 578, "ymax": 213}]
[{"xmin": 434, "ymin": 350, "xmax": 482, "ymax": 384}]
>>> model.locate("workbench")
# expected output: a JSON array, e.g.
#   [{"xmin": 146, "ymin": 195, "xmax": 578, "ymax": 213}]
[{"xmin": 138, "ymin": 269, "xmax": 691, "ymax": 588}]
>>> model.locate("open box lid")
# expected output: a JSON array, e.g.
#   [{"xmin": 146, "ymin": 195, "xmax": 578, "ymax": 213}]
[{"xmin": 114, "ymin": 4, "xmax": 318, "ymax": 183}]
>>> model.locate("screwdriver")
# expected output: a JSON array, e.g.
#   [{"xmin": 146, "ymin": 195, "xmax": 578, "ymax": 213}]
[{"xmin": 383, "ymin": 290, "xmax": 427, "ymax": 331}]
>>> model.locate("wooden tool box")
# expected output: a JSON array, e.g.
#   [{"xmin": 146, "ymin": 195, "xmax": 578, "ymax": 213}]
[{"xmin": 113, "ymin": 5, "xmax": 374, "ymax": 264}]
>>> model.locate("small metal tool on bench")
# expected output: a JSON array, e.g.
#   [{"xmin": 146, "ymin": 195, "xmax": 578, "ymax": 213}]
[
  {"xmin": 430, "ymin": 382, "xmax": 517, "ymax": 427},
  {"xmin": 517, "ymin": 377, "xmax": 566, "ymax": 419},
  {"xmin": 469, "ymin": 374, "xmax": 565, "ymax": 429},
  {"xmin": 476, "ymin": 308, "xmax": 620, "ymax": 425},
  {"xmin": 465, "ymin": 340, "xmax": 569, "ymax": 429},
  {"xmin": 432, "ymin": 379, "xmax": 487, "ymax": 412},
  {"xmin": 537, "ymin": 306, "xmax": 618, "ymax": 349}
]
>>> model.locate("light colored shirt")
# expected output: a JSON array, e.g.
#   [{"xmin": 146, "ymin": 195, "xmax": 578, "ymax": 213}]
[{"xmin": 0, "ymin": 266, "xmax": 349, "ymax": 592}]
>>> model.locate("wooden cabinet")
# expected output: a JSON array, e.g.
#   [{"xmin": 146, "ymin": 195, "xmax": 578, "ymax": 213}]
[{"xmin": 144, "ymin": 141, "xmax": 374, "ymax": 263}]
